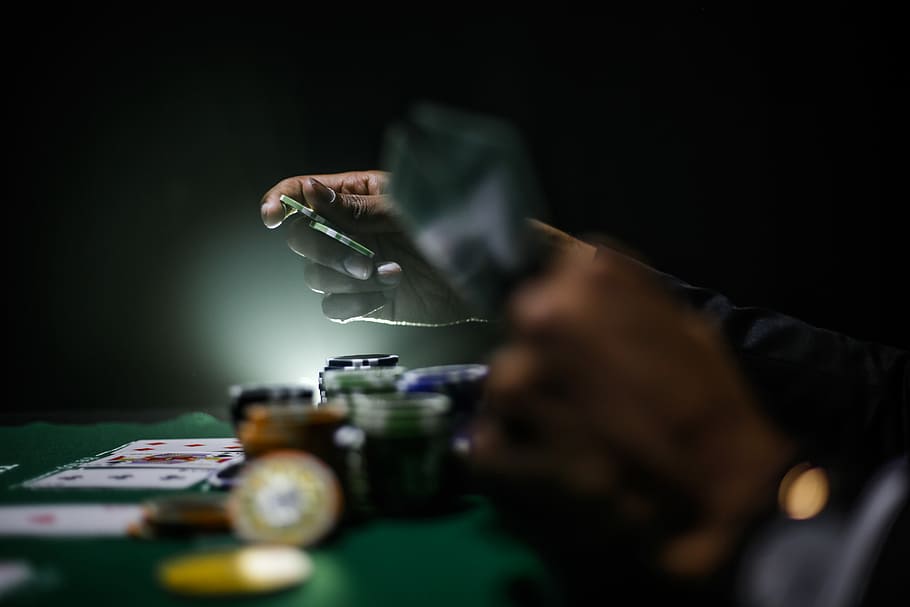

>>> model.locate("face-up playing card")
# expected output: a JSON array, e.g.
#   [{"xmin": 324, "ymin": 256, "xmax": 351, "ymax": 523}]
[
  {"xmin": 84, "ymin": 451, "xmax": 243, "ymax": 470},
  {"xmin": 0, "ymin": 504, "xmax": 144, "ymax": 537},
  {"xmin": 109, "ymin": 438, "xmax": 243, "ymax": 454},
  {"xmin": 25, "ymin": 467, "xmax": 212, "ymax": 489}
]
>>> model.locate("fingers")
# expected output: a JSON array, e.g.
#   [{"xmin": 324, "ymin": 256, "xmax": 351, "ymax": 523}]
[
  {"xmin": 470, "ymin": 415, "xmax": 562, "ymax": 483},
  {"xmin": 527, "ymin": 219, "xmax": 597, "ymax": 259},
  {"xmin": 286, "ymin": 216, "xmax": 376, "ymax": 280},
  {"xmin": 302, "ymin": 259, "xmax": 401, "ymax": 294},
  {"xmin": 260, "ymin": 171, "xmax": 395, "ymax": 231},
  {"xmin": 303, "ymin": 177, "xmax": 401, "ymax": 234}
]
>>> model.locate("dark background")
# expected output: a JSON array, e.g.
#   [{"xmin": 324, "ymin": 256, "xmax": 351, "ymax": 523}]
[{"xmin": 7, "ymin": 6, "xmax": 903, "ymax": 421}]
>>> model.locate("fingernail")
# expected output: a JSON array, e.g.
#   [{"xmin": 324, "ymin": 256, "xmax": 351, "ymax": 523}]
[
  {"xmin": 309, "ymin": 178, "xmax": 337, "ymax": 204},
  {"xmin": 376, "ymin": 262, "xmax": 402, "ymax": 286},
  {"xmin": 343, "ymin": 254, "xmax": 373, "ymax": 280}
]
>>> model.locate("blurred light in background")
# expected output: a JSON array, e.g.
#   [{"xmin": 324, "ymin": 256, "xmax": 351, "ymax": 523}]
[
  {"xmin": 180, "ymin": 210, "xmax": 496, "ymax": 417},
  {"xmin": 779, "ymin": 464, "xmax": 829, "ymax": 520}
]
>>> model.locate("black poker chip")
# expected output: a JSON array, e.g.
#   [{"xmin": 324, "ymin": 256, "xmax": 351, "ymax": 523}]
[
  {"xmin": 229, "ymin": 383, "xmax": 314, "ymax": 426},
  {"xmin": 326, "ymin": 354, "xmax": 399, "ymax": 369}
]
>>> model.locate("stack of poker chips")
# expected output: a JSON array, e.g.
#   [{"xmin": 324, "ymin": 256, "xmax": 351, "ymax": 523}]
[
  {"xmin": 321, "ymin": 366, "xmax": 405, "ymax": 402},
  {"xmin": 318, "ymin": 354, "xmax": 400, "ymax": 403},
  {"xmin": 343, "ymin": 392, "xmax": 453, "ymax": 516},
  {"xmin": 399, "ymin": 364, "xmax": 489, "ymax": 452},
  {"xmin": 228, "ymin": 383, "xmax": 314, "ymax": 428},
  {"xmin": 321, "ymin": 361, "xmax": 404, "ymax": 516},
  {"xmin": 397, "ymin": 365, "xmax": 489, "ymax": 497},
  {"xmin": 399, "ymin": 364, "xmax": 488, "ymax": 413},
  {"xmin": 238, "ymin": 403, "xmax": 347, "ymax": 460},
  {"xmin": 231, "ymin": 418, "xmax": 349, "ymax": 545}
]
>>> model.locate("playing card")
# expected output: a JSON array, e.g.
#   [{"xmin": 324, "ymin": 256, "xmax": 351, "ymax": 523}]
[
  {"xmin": 25, "ymin": 467, "xmax": 212, "ymax": 489},
  {"xmin": 0, "ymin": 561, "xmax": 34, "ymax": 598},
  {"xmin": 108, "ymin": 438, "xmax": 243, "ymax": 454},
  {"xmin": 0, "ymin": 504, "xmax": 143, "ymax": 537},
  {"xmin": 84, "ymin": 451, "xmax": 243, "ymax": 470}
]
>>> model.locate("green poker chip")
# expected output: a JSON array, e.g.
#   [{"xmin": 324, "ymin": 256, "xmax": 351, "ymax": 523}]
[
  {"xmin": 353, "ymin": 414, "xmax": 448, "ymax": 436},
  {"xmin": 279, "ymin": 194, "xmax": 375, "ymax": 258},
  {"xmin": 306, "ymin": 220, "xmax": 375, "ymax": 259},
  {"xmin": 322, "ymin": 367, "xmax": 405, "ymax": 395},
  {"xmin": 349, "ymin": 391, "xmax": 449, "ymax": 413},
  {"xmin": 279, "ymin": 194, "xmax": 333, "ymax": 226},
  {"xmin": 348, "ymin": 392, "xmax": 451, "ymax": 436}
]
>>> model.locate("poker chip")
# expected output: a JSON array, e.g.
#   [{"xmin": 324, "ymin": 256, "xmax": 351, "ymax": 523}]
[
  {"xmin": 322, "ymin": 366, "xmax": 405, "ymax": 396},
  {"xmin": 228, "ymin": 383, "xmax": 314, "ymax": 426},
  {"xmin": 279, "ymin": 195, "xmax": 374, "ymax": 258},
  {"xmin": 237, "ymin": 402, "xmax": 348, "ymax": 462},
  {"xmin": 229, "ymin": 450, "xmax": 342, "ymax": 547},
  {"xmin": 306, "ymin": 220, "xmax": 375, "ymax": 259},
  {"xmin": 399, "ymin": 364, "xmax": 488, "ymax": 398},
  {"xmin": 158, "ymin": 545, "xmax": 312, "ymax": 596},
  {"xmin": 396, "ymin": 366, "xmax": 487, "ymax": 496},
  {"xmin": 348, "ymin": 392, "xmax": 450, "ymax": 433},
  {"xmin": 351, "ymin": 412, "xmax": 448, "ymax": 436},
  {"xmin": 279, "ymin": 194, "xmax": 333, "ymax": 226},
  {"xmin": 326, "ymin": 354, "xmax": 399, "ymax": 369},
  {"xmin": 399, "ymin": 364, "xmax": 488, "ymax": 420},
  {"xmin": 347, "ymin": 392, "xmax": 453, "ymax": 515},
  {"xmin": 139, "ymin": 494, "xmax": 230, "ymax": 536}
]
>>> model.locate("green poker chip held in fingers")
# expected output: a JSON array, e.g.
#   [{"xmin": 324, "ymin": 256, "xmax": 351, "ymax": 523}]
[
  {"xmin": 279, "ymin": 194, "xmax": 333, "ymax": 226},
  {"xmin": 307, "ymin": 220, "xmax": 375, "ymax": 259},
  {"xmin": 279, "ymin": 194, "xmax": 375, "ymax": 259}
]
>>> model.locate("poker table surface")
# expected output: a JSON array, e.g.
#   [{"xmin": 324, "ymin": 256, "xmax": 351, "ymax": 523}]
[{"xmin": 0, "ymin": 413, "xmax": 551, "ymax": 607}]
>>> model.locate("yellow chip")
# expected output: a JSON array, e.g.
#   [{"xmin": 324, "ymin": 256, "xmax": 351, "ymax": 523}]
[
  {"xmin": 229, "ymin": 450, "xmax": 342, "ymax": 546},
  {"xmin": 158, "ymin": 545, "xmax": 312, "ymax": 596}
]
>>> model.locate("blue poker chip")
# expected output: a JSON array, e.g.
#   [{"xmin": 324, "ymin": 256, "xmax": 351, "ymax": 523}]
[
  {"xmin": 208, "ymin": 461, "xmax": 245, "ymax": 490},
  {"xmin": 399, "ymin": 364, "xmax": 488, "ymax": 415},
  {"xmin": 399, "ymin": 364, "xmax": 488, "ymax": 388}
]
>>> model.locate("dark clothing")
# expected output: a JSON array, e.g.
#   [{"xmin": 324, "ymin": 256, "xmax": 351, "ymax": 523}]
[
  {"xmin": 660, "ymin": 271, "xmax": 909, "ymax": 487},
  {"xmin": 656, "ymin": 269, "xmax": 909, "ymax": 607}
]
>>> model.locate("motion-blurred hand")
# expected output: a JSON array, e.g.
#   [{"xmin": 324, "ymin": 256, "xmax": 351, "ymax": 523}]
[
  {"xmin": 260, "ymin": 171, "xmax": 473, "ymax": 325},
  {"xmin": 472, "ymin": 246, "xmax": 795, "ymax": 580}
]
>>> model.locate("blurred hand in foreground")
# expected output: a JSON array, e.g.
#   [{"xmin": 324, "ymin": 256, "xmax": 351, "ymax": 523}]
[{"xmin": 472, "ymin": 245, "xmax": 796, "ymax": 581}]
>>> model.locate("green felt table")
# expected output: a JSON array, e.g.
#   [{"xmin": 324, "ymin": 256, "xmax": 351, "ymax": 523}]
[{"xmin": 0, "ymin": 413, "xmax": 551, "ymax": 607}]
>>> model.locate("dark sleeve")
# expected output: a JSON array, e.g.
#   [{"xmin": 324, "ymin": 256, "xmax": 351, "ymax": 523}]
[{"xmin": 651, "ymin": 265, "xmax": 909, "ymax": 480}]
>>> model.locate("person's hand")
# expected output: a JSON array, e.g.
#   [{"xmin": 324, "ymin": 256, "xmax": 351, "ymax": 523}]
[
  {"xmin": 260, "ymin": 171, "xmax": 474, "ymax": 325},
  {"xmin": 471, "ymin": 246, "xmax": 796, "ymax": 580}
]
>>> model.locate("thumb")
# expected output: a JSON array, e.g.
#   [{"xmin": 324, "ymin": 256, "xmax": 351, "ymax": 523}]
[{"xmin": 303, "ymin": 178, "xmax": 401, "ymax": 233}]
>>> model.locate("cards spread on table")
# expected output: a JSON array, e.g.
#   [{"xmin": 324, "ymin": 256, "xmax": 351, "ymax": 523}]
[
  {"xmin": 0, "ymin": 504, "xmax": 144, "ymax": 536},
  {"xmin": 26, "ymin": 468, "xmax": 214, "ymax": 489},
  {"xmin": 85, "ymin": 451, "xmax": 243, "ymax": 470},
  {"xmin": 109, "ymin": 438, "xmax": 244, "ymax": 454},
  {"xmin": 22, "ymin": 438, "xmax": 242, "ymax": 490}
]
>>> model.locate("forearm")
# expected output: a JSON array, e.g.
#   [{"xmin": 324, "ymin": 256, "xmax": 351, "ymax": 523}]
[{"xmin": 656, "ymin": 269, "xmax": 909, "ymax": 478}]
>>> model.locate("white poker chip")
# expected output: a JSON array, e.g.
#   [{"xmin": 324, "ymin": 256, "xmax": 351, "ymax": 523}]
[{"xmin": 229, "ymin": 451, "xmax": 341, "ymax": 547}]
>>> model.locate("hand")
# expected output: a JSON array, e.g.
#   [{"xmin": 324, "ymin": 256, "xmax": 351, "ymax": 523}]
[
  {"xmin": 472, "ymin": 246, "xmax": 795, "ymax": 580},
  {"xmin": 260, "ymin": 171, "xmax": 474, "ymax": 325}
]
